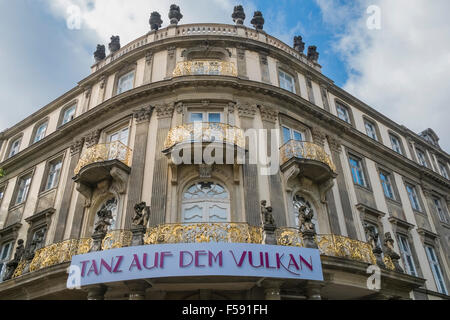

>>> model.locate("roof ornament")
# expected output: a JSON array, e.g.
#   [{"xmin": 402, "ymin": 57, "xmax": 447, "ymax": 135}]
[
  {"xmin": 293, "ymin": 36, "xmax": 305, "ymax": 54},
  {"xmin": 232, "ymin": 5, "xmax": 246, "ymax": 25},
  {"xmin": 149, "ymin": 11, "xmax": 163, "ymax": 31},
  {"xmin": 168, "ymin": 4, "xmax": 183, "ymax": 25},
  {"xmin": 307, "ymin": 45, "xmax": 319, "ymax": 63},
  {"xmin": 93, "ymin": 44, "xmax": 106, "ymax": 62},
  {"xmin": 251, "ymin": 11, "xmax": 265, "ymax": 30},
  {"xmin": 108, "ymin": 36, "xmax": 121, "ymax": 53}
]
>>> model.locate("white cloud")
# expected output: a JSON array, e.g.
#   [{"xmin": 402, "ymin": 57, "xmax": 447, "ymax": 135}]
[{"xmin": 316, "ymin": 0, "xmax": 450, "ymax": 151}]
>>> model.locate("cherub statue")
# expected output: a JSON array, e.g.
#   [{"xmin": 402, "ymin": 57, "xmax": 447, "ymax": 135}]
[
  {"xmin": 298, "ymin": 203, "xmax": 315, "ymax": 233},
  {"xmin": 132, "ymin": 202, "xmax": 150, "ymax": 227},
  {"xmin": 94, "ymin": 206, "xmax": 113, "ymax": 235},
  {"xmin": 260, "ymin": 200, "xmax": 275, "ymax": 227}
]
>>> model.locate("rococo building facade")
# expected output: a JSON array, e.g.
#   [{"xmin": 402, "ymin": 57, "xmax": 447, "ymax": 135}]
[{"xmin": 0, "ymin": 5, "xmax": 449, "ymax": 300}]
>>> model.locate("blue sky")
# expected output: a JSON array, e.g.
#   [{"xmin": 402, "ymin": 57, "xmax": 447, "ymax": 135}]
[{"xmin": 1, "ymin": 0, "xmax": 449, "ymax": 151}]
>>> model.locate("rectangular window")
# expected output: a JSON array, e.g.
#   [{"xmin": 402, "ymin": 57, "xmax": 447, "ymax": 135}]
[
  {"xmin": 208, "ymin": 113, "xmax": 221, "ymax": 123},
  {"xmin": 364, "ymin": 120, "xmax": 378, "ymax": 140},
  {"xmin": 390, "ymin": 134, "xmax": 403, "ymax": 155},
  {"xmin": 282, "ymin": 126, "xmax": 303, "ymax": 145},
  {"xmin": 425, "ymin": 246, "xmax": 448, "ymax": 295},
  {"xmin": 438, "ymin": 162, "xmax": 449, "ymax": 179},
  {"xmin": 0, "ymin": 241, "xmax": 13, "ymax": 282},
  {"xmin": 416, "ymin": 149, "xmax": 428, "ymax": 168},
  {"xmin": 406, "ymin": 184, "xmax": 421, "ymax": 211},
  {"xmin": 380, "ymin": 171, "xmax": 395, "ymax": 200},
  {"xmin": 61, "ymin": 105, "xmax": 76, "ymax": 125},
  {"xmin": 279, "ymin": 70, "xmax": 296, "ymax": 93},
  {"xmin": 108, "ymin": 127, "xmax": 130, "ymax": 146},
  {"xmin": 8, "ymin": 138, "xmax": 21, "ymax": 158},
  {"xmin": 33, "ymin": 122, "xmax": 48, "ymax": 143},
  {"xmin": 349, "ymin": 156, "xmax": 366, "ymax": 187},
  {"xmin": 397, "ymin": 235, "xmax": 417, "ymax": 276},
  {"xmin": 44, "ymin": 160, "xmax": 63, "ymax": 191},
  {"xmin": 0, "ymin": 187, "xmax": 4, "ymax": 204},
  {"xmin": 116, "ymin": 71, "xmax": 135, "ymax": 95},
  {"xmin": 336, "ymin": 103, "xmax": 351, "ymax": 124},
  {"xmin": 15, "ymin": 175, "xmax": 32, "ymax": 205},
  {"xmin": 188, "ymin": 111, "xmax": 222, "ymax": 124},
  {"xmin": 434, "ymin": 198, "xmax": 448, "ymax": 224}
]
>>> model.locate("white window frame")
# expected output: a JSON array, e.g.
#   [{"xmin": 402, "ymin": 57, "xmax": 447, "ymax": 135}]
[
  {"xmin": 278, "ymin": 69, "xmax": 296, "ymax": 93},
  {"xmin": 336, "ymin": 103, "xmax": 351, "ymax": 124},
  {"xmin": 8, "ymin": 137, "xmax": 21, "ymax": 158},
  {"xmin": 389, "ymin": 134, "xmax": 403, "ymax": 155},
  {"xmin": 425, "ymin": 246, "xmax": 448, "ymax": 295},
  {"xmin": 397, "ymin": 234, "xmax": 417, "ymax": 276},
  {"xmin": 33, "ymin": 122, "xmax": 48, "ymax": 143},
  {"xmin": 416, "ymin": 149, "xmax": 428, "ymax": 168},
  {"xmin": 188, "ymin": 111, "xmax": 223, "ymax": 124},
  {"xmin": 107, "ymin": 127, "xmax": 130, "ymax": 146},
  {"xmin": 116, "ymin": 71, "xmax": 135, "ymax": 95},
  {"xmin": 364, "ymin": 120, "xmax": 378, "ymax": 141},
  {"xmin": 406, "ymin": 184, "xmax": 421, "ymax": 211},
  {"xmin": 349, "ymin": 156, "xmax": 367, "ymax": 187},
  {"xmin": 282, "ymin": 126, "xmax": 304, "ymax": 145},
  {"xmin": 433, "ymin": 198, "xmax": 448, "ymax": 224},
  {"xmin": 61, "ymin": 105, "xmax": 76, "ymax": 125},
  {"xmin": 438, "ymin": 162, "xmax": 449, "ymax": 179},
  {"xmin": 0, "ymin": 241, "xmax": 13, "ymax": 282},
  {"xmin": 15, "ymin": 175, "xmax": 32, "ymax": 205},
  {"xmin": 380, "ymin": 171, "xmax": 395, "ymax": 200},
  {"xmin": 44, "ymin": 160, "xmax": 63, "ymax": 191}
]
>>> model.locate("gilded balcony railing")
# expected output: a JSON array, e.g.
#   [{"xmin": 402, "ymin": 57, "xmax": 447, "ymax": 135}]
[
  {"xmin": 172, "ymin": 60, "xmax": 238, "ymax": 77},
  {"xmin": 144, "ymin": 223, "xmax": 262, "ymax": 245},
  {"xmin": 9, "ymin": 226, "xmax": 398, "ymax": 280},
  {"xmin": 164, "ymin": 122, "xmax": 245, "ymax": 150},
  {"xmin": 74, "ymin": 141, "xmax": 132, "ymax": 175},
  {"xmin": 280, "ymin": 140, "xmax": 336, "ymax": 172}
]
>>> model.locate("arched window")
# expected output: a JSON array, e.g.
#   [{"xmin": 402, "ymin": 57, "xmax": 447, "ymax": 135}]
[
  {"xmin": 93, "ymin": 197, "xmax": 118, "ymax": 232},
  {"xmin": 293, "ymin": 195, "xmax": 319, "ymax": 233},
  {"xmin": 182, "ymin": 182, "xmax": 230, "ymax": 223}
]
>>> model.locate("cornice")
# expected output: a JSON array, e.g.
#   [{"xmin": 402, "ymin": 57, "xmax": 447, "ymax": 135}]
[{"xmin": 0, "ymin": 76, "xmax": 448, "ymax": 191}]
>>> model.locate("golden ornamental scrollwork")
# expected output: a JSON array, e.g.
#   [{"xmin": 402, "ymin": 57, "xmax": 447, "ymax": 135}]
[
  {"xmin": 164, "ymin": 123, "xmax": 245, "ymax": 150},
  {"xmin": 276, "ymin": 227, "xmax": 304, "ymax": 247},
  {"xmin": 383, "ymin": 256, "xmax": 395, "ymax": 271},
  {"xmin": 144, "ymin": 223, "xmax": 262, "ymax": 245},
  {"xmin": 280, "ymin": 140, "xmax": 336, "ymax": 172},
  {"xmin": 173, "ymin": 60, "xmax": 238, "ymax": 77},
  {"xmin": 74, "ymin": 141, "xmax": 132, "ymax": 175},
  {"xmin": 102, "ymin": 230, "xmax": 132, "ymax": 250}
]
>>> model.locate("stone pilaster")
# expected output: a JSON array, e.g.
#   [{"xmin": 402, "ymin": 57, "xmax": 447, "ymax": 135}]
[
  {"xmin": 165, "ymin": 47, "xmax": 177, "ymax": 79},
  {"xmin": 259, "ymin": 105, "xmax": 287, "ymax": 227},
  {"xmin": 124, "ymin": 106, "xmax": 153, "ymax": 229},
  {"xmin": 320, "ymin": 85, "xmax": 331, "ymax": 112},
  {"xmin": 236, "ymin": 46, "xmax": 248, "ymax": 79},
  {"xmin": 327, "ymin": 135, "xmax": 357, "ymax": 239},
  {"xmin": 306, "ymin": 76, "xmax": 315, "ymax": 104},
  {"xmin": 259, "ymin": 52, "xmax": 270, "ymax": 84},
  {"xmin": 53, "ymin": 139, "xmax": 84, "ymax": 242},
  {"xmin": 150, "ymin": 104, "xmax": 175, "ymax": 225},
  {"xmin": 144, "ymin": 51, "xmax": 154, "ymax": 84}
]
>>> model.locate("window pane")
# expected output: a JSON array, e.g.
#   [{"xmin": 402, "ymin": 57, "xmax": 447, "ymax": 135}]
[
  {"xmin": 439, "ymin": 163, "xmax": 449, "ymax": 179},
  {"xmin": 390, "ymin": 135, "xmax": 402, "ymax": 154},
  {"xmin": 282, "ymin": 127, "xmax": 291, "ymax": 145},
  {"xmin": 208, "ymin": 113, "xmax": 221, "ymax": 123},
  {"xmin": 62, "ymin": 106, "xmax": 76, "ymax": 125},
  {"xmin": 16, "ymin": 176, "xmax": 31, "ymax": 205},
  {"xmin": 337, "ymin": 105, "xmax": 350, "ymax": 123},
  {"xmin": 365, "ymin": 121, "xmax": 377, "ymax": 140},
  {"xmin": 190, "ymin": 113, "xmax": 203, "ymax": 123},
  {"xmin": 279, "ymin": 70, "xmax": 295, "ymax": 93},
  {"xmin": 293, "ymin": 131, "xmax": 303, "ymax": 141},
  {"xmin": 34, "ymin": 123, "xmax": 48, "ymax": 143},
  {"xmin": 45, "ymin": 160, "xmax": 62, "ymax": 190},
  {"xmin": 349, "ymin": 158, "xmax": 365, "ymax": 186},
  {"xmin": 117, "ymin": 71, "xmax": 135, "ymax": 94},
  {"xmin": 9, "ymin": 139, "xmax": 21, "ymax": 158}
]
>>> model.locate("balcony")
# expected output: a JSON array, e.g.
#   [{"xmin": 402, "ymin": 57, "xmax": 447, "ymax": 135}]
[
  {"xmin": 9, "ymin": 224, "xmax": 400, "ymax": 280},
  {"xmin": 172, "ymin": 60, "xmax": 238, "ymax": 77},
  {"xmin": 73, "ymin": 142, "xmax": 132, "ymax": 205},
  {"xmin": 280, "ymin": 140, "xmax": 337, "ymax": 184}
]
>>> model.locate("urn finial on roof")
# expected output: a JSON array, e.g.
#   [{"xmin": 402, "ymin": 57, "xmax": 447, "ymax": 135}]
[
  {"xmin": 108, "ymin": 36, "xmax": 121, "ymax": 53},
  {"xmin": 94, "ymin": 44, "xmax": 106, "ymax": 62},
  {"xmin": 251, "ymin": 11, "xmax": 265, "ymax": 30},
  {"xmin": 168, "ymin": 4, "xmax": 183, "ymax": 25},
  {"xmin": 149, "ymin": 11, "xmax": 163, "ymax": 31},
  {"xmin": 232, "ymin": 5, "xmax": 246, "ymax": 25}
]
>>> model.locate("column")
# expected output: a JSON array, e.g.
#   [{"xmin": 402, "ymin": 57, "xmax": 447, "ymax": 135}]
[
  {"xmin": 53, "ymin": 139, "xmax": 84, "ymax": 242},
  {"xmin": 236, "ymin": 46, "xmax": 248, "ymax": 79},
  {"xmin": 237, "ymin": 103, "xmax": 260, "ymax": 226},
  {"xmin": 124, "ymin": 106, "xmax": 153, "ymax": 229},
  {"xmin": 327, "ymin": 135, "xmax": 358, "ymax": 239},
  {"xmin": 86, "ymin": 284, "xmax": 108, "ymax": 300},
  {"xmin": 260, "ymin": 105, "xmax": 287, "ymax": 227},
  {"xmin": 305, "ymin": 281, "xmax": 323, "ymax": 300},
  {"xmin": 126, "ymin": 280, "xmax": 149, "ymax": 300},
  {"xmin": 150, "ymin": 104, "xmax": 175, "ymax": 225},
  {"xmin": 263, "ymin": 280, "xmax": 283, "ymax": 300}
]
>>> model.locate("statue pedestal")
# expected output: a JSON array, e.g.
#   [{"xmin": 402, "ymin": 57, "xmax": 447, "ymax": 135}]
[
  {"xmin": 373, "ymin": 247, "xmax": 386, "ymax": 268},
  {"xmin": 262, "ymin": 224, "xmax": 277, "ymax": 245},
  {"xmin": 131, "ymin": 225, "xmax": 146, "ymax": 246},
  {"xmin": 90, "ymin": 231, "xmax": 106, "ymax": 252},
  {"xmin": 302, "ymin": 230, "xmax": 318, "ymax": 249}
]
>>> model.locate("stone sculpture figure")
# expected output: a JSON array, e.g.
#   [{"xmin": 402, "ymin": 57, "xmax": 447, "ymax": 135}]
[
  {"xmin": 298, "ymin": 203, "xmax": 315, "ymax": 233},
  {"xmin": 149, "ymin": 11, "xmax": 163, "ymax": 31},
  {"xmin": 132, "ymin": 202, "xmax": 150, "ymax": 227},
  {"xmin": 94, "ymin": 44, "xmax": 106, "ymax": 62},
  {"xmin": 364, "ymin": 223, "xmax": 380, "ymax": 251},
  {"xmin": 94, "ymin": 206, "xmax": 113, "ymax": 235},
  {"xmin": 294, "ymin": 36, "xmax": 305, "ymax": 53},
  {"xmin": 168, "ymin": 4, "xmax": 183, "ymax": 25},
  {"xmin": 2, "ymin": 239, "xmax": 25, "ymax": 281},
  {"xmin": 384, "ymin": 232, "xmax": 404, "ymax": 273},
  {"xmin": 232, "ymin": 5, "xmax": 246, "ymax": 25},
  {"xmin": 307, "ymin": 46, "xmax": 319, "ymax": 62},
  {"xmin": 260, "ymin": 200, "xmax": 275, "ymax": 227},
  {"xmin": 108, "ymin": 36, "xmax": 121, "ymax": 53},
  {"xmin": 251, "ymin": 11, "xmax": 265, "ymax": 30}
]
